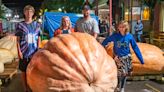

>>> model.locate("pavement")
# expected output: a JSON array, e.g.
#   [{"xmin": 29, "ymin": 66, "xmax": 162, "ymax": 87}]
[
  {"xmin": 1, "ymin": 73, "xmax": 24, "ymax": 92},
  {"xmin": 125, "ymin": 80, "xmax": 164, "ymax": 92},
  {"xmin": 1, "ymin": 74, "xmax": 164, "ymax": 92}
]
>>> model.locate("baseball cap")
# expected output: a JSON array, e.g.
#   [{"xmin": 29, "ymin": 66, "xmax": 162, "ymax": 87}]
[{"xmin": 82, "ymin": 5, "xmax": 91, "ymax": 10}]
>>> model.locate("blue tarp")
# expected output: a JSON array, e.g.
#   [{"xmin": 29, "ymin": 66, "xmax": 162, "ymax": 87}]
[{"xmin": 43, "ymin": 12, "xmax": 99, "ymax": 38}]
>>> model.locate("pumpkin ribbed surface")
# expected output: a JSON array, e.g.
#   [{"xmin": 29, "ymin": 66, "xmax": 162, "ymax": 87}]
[
  {"xmin": 39, "ymin": 39, "xmax": 48, "ymax": 48},
  {"xmin": 27, "ymin": 33, "xmax": 117, "ymax": 92},
  {"xmin": 0, "ymin": 35, "xmax": 18, "ymax": 58},
  {"xmin": 0, "ymin": 48, "xmax": 15, "ymax": 73}
]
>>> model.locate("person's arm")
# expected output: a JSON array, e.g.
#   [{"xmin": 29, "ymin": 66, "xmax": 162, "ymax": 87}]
[
  {"xmin": 138, "ymin": 23, "xmax": 143, "ymax": 31},
  {"xmin": 74, "ymin": 18, "xmax": 80, "ymax": 32},
  {"xmin": 93, "ymin": 19, "xmax": 100, "ymax": 38},
  {"xmin": 37, "ymin": 23, "xmax": 42, "ymax": 49},
  {"xmin": 16, "ymin": 36, "xmax": 23, "ymax": 59},
  {"xmin": 130, "ymin": 36, "xmax": 144, "ymax": 64},
  {"xmin": 15, "ymin": 24, "xmax": 23, "ymax": 59},
  {"xmin": 71, "ymin": 28, "xmax": 75, "ymax": 32},
  {"xmin": 93, "ymin": 32, "xmax": 98, "ymax": 38},
  {"xmin": 54, "ymin": 30, "xmax": 57, "ymax": 37},
  {"xmin": 54, "ymin": 29, "xmax": 62, "ymax": 36},
  {"xmin": 74, "ymin": 23, "xmax": 78, "ymax": 32},
  {"xmin": 102, "ymin": 36, "xmax": 112, "ymax": 47},
  {"xmin": 38, "ymin": 36, "xmax": 41, "ymax": 49},
  {"xmin": 134, "ymin": 24, "xmax": 138, "ymax": 31}
]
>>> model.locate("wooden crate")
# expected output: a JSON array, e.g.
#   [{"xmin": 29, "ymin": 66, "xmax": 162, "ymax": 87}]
[
  {"xmin": 0, "ymin": 60, "xmax": 19, "ymax": 86},
  {"xmin": 150, "ymin": 32, "xmax": 164, "ymax": 49},
  {"xmin": 127, "ymin": 74, "xmax": 164, "ymax": 82},
  {"xmin": 4, "ymin": 60, "xmax": 18, "ymax": 69},
  {"xmin": 0, "ymin": 68, "xmax": 18, "ymax": 86}
]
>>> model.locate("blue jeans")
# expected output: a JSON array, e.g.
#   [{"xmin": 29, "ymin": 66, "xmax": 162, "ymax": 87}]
[{"xmin": 136, "ymin": 34, "xmax": 142, "ymax": 42}]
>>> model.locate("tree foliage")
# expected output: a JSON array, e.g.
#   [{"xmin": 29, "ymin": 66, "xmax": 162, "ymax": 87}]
[
  {"xmin": 41, "ymin": 0, "xmax": 86, "ymax": 13},
  {"xmin": 41, "ymin": 0, "xmax": 107, "ymax": 13},
  {"xmin": 0, "ymin": 9, "xmax": 5, "ymax": 18},
  {"xmin": 143, "ymin": 0, "xmax": 157, "ymax": 8}
]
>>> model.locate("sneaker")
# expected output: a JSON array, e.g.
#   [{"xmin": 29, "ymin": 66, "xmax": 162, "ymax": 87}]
[{"xmin": 120, "ymin": 88, "xmax": 125, "ymax": 92}]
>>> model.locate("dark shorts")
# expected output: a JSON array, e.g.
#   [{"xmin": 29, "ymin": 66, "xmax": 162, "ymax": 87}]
[{"xmin": 19, "ymin": 58, "xmax": 31, "ymax": 72}]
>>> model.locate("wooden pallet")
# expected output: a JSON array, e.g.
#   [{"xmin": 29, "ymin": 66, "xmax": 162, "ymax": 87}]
[
  {"xmin": 127, "ymin": 74, "xmax": 164, "ymax": 81},
  {"xmin": 0, "ymin": 68, "xmax": 18, "ymax": 85},
  {"xmin": 0, "ymin": 61, "xmax": 18, "ymax": 86},
  {"xmin": 4, "ymin": 60, "xmax": 18, "ymax": 69}
]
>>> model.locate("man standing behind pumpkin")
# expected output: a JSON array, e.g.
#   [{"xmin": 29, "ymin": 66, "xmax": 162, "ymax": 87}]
[
  {"xmin": 54, "ymin": 16, "xmax": 74, "ymax": 36},
  {"xmin": 75, "ymin": 5, "xmax": 99, "ymax": 38},
  {"xmin": 15, "ymin": 5, "xmax": 41, "ymax": 92},
  {"xmin": 134, "ymin": 19, "xmax": 143, "ymax": 42}
]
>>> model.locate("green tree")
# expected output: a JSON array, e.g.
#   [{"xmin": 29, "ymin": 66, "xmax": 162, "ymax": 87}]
[
  {"xmin": 0, "ymin": 9, "xmax": 5, "ymax": 18},
  {"xmin": 41, "ymin": 0, "xmax": 86, "ymax": 13},
  {"xmin": 41, "ymin": 0, "xmax": 108, "ymax": 13}
]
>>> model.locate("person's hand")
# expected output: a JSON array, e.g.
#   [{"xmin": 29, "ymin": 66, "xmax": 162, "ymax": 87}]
[
  {"xmin": 135, "ymin": 29, "xmax": 138, "ymax": 31},
  {"xmin": 105, "ymin": 42, "xmax": 114, "ymax": 48},
  {"xmin": 141, "ymin": 62, "xmax": 144, "ymax": 65},
  {"xmin": 114, "ymin": 56, "xmax": 123, "ymax": 68},
  {"xmin": 19, "ymin": 54, "xmax": 23, "ymax": 60},
  {"xmin": 114, "ymin": 56, "xmax": 119, "ymax": 62}
]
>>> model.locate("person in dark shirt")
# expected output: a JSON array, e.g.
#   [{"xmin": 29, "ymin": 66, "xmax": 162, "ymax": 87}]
[{"xmin": 99, "ymin": 20, "xmax": 109, "ymax": 33}]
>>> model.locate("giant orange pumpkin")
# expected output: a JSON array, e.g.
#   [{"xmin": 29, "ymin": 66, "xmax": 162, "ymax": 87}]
[
  {"xmin": 0, "ymin": 35, "xmax": 18, "ymax": 58},
  {"xmin": 27, "ymin": 33, "xmax": 118, "ymax": 92},
  {"xmin": 106, "ymin": 43, "xmax": 164, "ymax": 75},
  {"xmin": 39, "ymin": 39, "xmax": 48, "ymax": 48}
]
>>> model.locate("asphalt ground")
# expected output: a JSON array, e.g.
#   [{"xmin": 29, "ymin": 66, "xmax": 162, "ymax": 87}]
[
  {"xmin": 125, "ymin": 80, "xmax": 164, "ymax": 92},
  {"xmin": 1, "ymin": 74, "xmax": 164, "ymax": 92}
]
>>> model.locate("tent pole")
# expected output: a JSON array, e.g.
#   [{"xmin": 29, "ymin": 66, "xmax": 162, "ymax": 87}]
[
  {"xmin": 95, "ymin": 0, "xmax": 98, "ymax": 16},
  {"xmin": 109, "ymin": 0, "xmax": 112, "ymax": 35}
]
